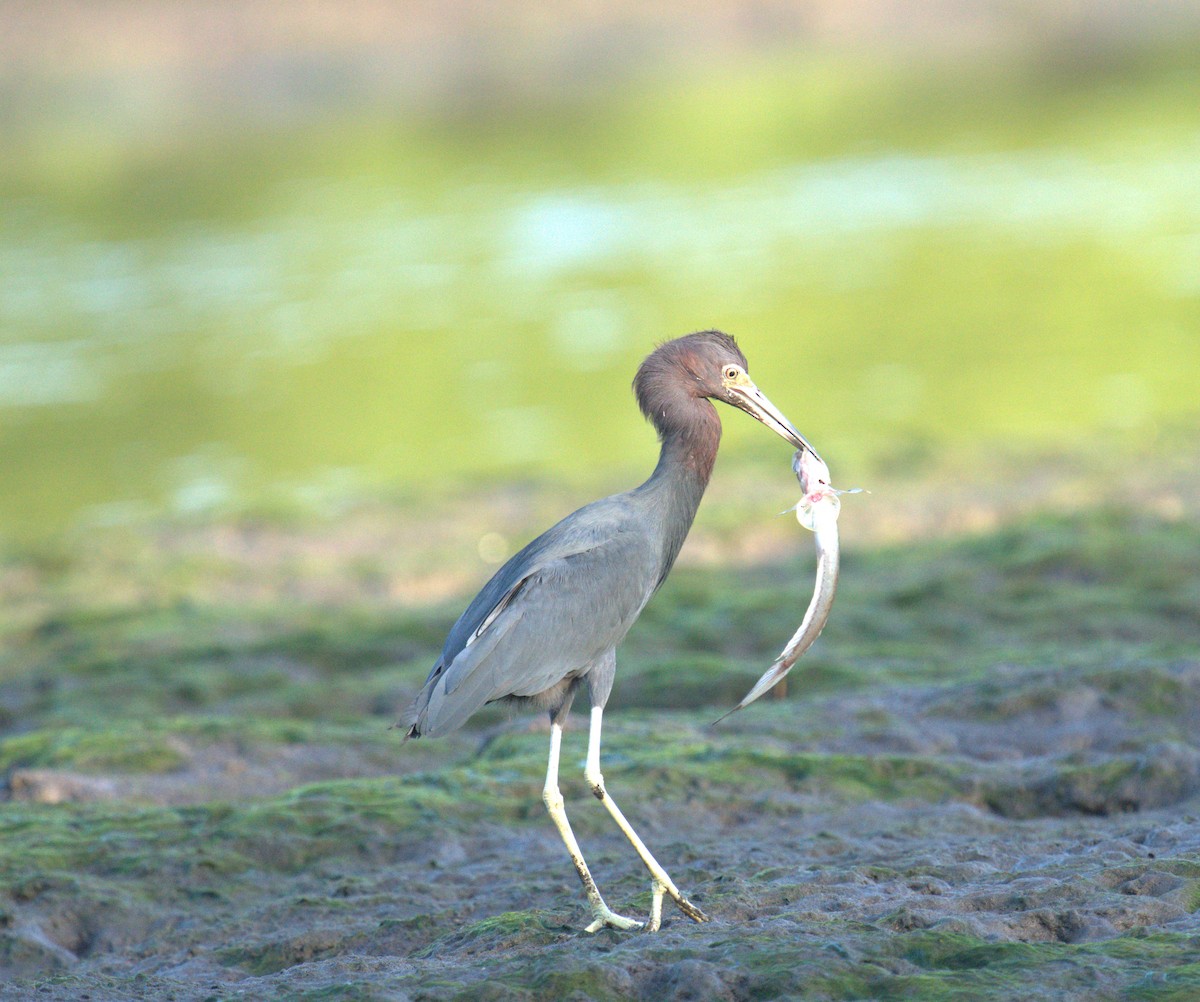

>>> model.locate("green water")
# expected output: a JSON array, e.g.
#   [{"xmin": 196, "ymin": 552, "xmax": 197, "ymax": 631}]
[{"xmin": 2, "ymin": 47, "xmax": 1198, "ymax": 540}]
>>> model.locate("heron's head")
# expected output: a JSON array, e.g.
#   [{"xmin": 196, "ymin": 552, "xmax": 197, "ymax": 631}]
[{"xmin": 634, "ymin": 330, "xmax": 819, "ymax": 458}]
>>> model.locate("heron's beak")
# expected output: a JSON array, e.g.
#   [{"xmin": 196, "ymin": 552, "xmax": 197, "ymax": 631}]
[{"xmin": 729, "ymin": 381, "xmax": 822, "ymax": 461}]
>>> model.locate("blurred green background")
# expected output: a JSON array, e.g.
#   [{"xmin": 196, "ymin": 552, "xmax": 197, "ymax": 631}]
[{"xmin": 2, "ymin": 2, "xmax": 1198, "ymax": 543}]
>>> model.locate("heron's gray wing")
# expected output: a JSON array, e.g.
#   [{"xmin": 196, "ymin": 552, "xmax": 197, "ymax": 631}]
[
  {"xmin": 405, "ymin": 504, "xmax": 657, "ymax": 738},
  {"xmin": 427, "ymin": 495, "xmax": 639, "ymax": 669}
]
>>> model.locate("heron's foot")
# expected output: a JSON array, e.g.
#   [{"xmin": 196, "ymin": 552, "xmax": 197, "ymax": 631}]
[
  {"xmin": 642, "ymin": 880, "xmax": 708, "ymax": 932},
  {"xmin": 675, "ymin": 894, "xmax": 709, "ymax": 924},
  {"xmin": 583, "ymin": 905, "xmax": 644, "ymax": 933}
]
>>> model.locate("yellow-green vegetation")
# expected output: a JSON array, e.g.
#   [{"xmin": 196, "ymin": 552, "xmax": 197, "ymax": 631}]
[{"xmin": 2, "ymin": 39, "xmax": 1199, "ymax": 538}]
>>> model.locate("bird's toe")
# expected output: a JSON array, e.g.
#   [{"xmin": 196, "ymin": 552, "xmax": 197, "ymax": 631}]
[{"xmin": 584, "ymin": 908, "xmax": 644, "ymax": 933}]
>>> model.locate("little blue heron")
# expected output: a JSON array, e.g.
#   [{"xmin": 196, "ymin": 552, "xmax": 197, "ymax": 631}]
[{"xmin": 399, "ymin": 330, "xmax": 816, "ymax": 931}]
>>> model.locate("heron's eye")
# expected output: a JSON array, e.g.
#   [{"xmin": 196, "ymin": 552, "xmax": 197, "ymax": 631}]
[{"xmin": 723, "ymin": 365, "xmax": 741, "ymax": 381}]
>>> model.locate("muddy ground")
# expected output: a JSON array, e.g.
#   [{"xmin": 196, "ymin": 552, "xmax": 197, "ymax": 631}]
[{"xmin": 2, "ymin": 450, "xmax": 1199, "ymax": 1000}]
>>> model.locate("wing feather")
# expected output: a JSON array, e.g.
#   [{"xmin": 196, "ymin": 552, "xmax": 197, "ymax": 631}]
[{"xmin": 401, "ymin": 498, "xmax": 659, "ymax": 738}]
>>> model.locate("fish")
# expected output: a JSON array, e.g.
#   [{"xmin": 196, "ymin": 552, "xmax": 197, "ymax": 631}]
[{"xmin": 716, "ymin": 448, "xmax": 844, "ymax": 721}]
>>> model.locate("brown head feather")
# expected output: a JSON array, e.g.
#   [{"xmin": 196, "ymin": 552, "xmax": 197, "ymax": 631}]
[{"xmin": 632, "ymin": 330, "xmax": 747, "ymax": 436}]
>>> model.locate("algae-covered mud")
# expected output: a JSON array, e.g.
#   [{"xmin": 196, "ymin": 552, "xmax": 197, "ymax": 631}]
[{"xmin": 2, "ymin": 442, "xmax": 1199, "ymax": 1000}]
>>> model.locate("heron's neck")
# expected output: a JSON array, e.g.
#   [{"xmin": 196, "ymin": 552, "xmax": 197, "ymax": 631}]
[{"xmin": 635, "ymin": 399, "xmax": 721, "ymax": 576}]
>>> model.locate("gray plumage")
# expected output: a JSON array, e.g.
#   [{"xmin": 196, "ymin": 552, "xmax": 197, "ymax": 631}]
[
  {"xmin": 404, "ymin": 494, "xmax": 667, "ymax": 737},
  {"xmin": 400, "ymin": 330, "xmax": 753, "ymax": 739}
]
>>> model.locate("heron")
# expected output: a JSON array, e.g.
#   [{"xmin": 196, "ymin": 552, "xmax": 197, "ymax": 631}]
[{"xmin": 399, "ymin": 330, "xmax": 816, "ymax": 932}]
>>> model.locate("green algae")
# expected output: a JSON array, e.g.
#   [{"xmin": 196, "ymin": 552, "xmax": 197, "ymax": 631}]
[
  {"xmin": 528, "ymin": 968, "xmax": 632, "ymax": 1002},
  {"xmin": 587, "ymin": 738, "xmax": 970, "ymax": 807},
  {"xmin": 0, "ymin": 727, "xmax": 188, "ymax": 775},
  {"xmin": 0, "ymin": 716, "xmax": 402, "ymax": 780},
  {"xmin": 1125, "ymin": 964, "xmax": 1200, "ymax": 1001},
  {"xmin": 294, "ymin": 986, "xmax": 398, "ymax": 1002},
  {"xmin": 0, "ymin": 775, "xmax": 495, "ymax": 898},
  {"xmin": 800, "ymin": 931, "xmax": 1200, "ymax": 1001},
  {"xmin": 896, "ymin": 931, "xmax": 1057, "ymax": 970},
  {"xmin": 608, "ymin": 653, "xmax": 764, "ymax": 711}
]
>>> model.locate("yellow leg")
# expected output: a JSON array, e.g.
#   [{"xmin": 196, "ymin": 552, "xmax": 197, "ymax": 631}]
[
  {"xmin": 584, "ymin": 706, "xmax": 708, "ymax": 931},
  {"xmin": 542, "ymin": 721, "xmax": 642, "ymax": 932}
]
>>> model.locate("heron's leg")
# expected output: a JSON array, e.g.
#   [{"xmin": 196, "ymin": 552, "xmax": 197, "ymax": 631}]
[
  {"xmin": 542, "ymin": 720, "xmax": 642, "ymax": 933},
  {"xmin": 584, "ymin": 706, "xmax": 709, "ymax": 931}
]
